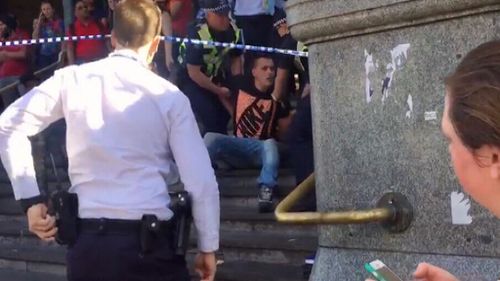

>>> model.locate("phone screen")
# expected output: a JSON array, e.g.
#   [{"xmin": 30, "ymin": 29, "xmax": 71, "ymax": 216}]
[{"xmin": 364, "ymin": 260, "xmax": 403, "ymax": 281}]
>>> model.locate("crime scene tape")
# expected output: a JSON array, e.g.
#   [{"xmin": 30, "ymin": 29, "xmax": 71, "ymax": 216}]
[{"xmin": 0, "ymin": 34, "xmax": 309, "ymax": 57}]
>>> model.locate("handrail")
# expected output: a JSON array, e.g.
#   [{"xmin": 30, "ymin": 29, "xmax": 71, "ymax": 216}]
[
  {"xmin": 275, "ymin": 173, "xmax": 414, "ymax": 233},
  {"xmin": 0, "ymin": 51, "xmax": 66, "ymax": 97}
]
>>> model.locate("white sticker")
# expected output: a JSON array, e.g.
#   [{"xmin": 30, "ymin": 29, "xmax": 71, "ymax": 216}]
[
  {"xmin": 405, "ymin": 94, "xmax": 413, "ymax": 118},
  {"xmin": 424, "ymin": 111, "xmax": 437, "ymax": 121},
  {"xmin": 450, "ymin": 191, "xmax": 473, "ymax": 225},
  {"xmin": 365, "ymin": 50, "xmax": 376, "ymax": 103},
  {"xmin": 382, "ymin": 44, "xmax": 411, "ymax": 102}
]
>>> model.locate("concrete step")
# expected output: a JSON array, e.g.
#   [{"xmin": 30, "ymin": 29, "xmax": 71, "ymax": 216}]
[
  {"xmin": 0, "ymin": 240, "xmax": 66, "ymax": 265},
  {"xmin": 45, "ymin": 170, "xmax": 298, "ymax": 197},
  {"xmin": 0, "ymin": 203, "xmax": 317, "ymax": 240},
  {"xmin": 0, "ymin": 250, "xmax": 307, "ymax": 281},
  {"xmin": 0, "ymin": 268, "xmax": 66, "ymax": 281},
  {"xmin": 218, "ymin": 176, "xmax": 296, "ymax": 198},
  {"xmin": 0, "ymin": 219, "xmax": 316, "ymax": 254},
  {"xmin": 0, "ymin": 233, "xmax": 314, "ymax": 278},
  {"xmin": 215, "ymin": 232, "xmax": 315, "ymax": 265},
  {"xmin": 0, "ymin": 220, "xmax": 316, "ymax": 266},
  {"xmin": 216, "ymin": 261, "xmax": 306, "ymax": 281},
  {"xmin": 220, "ymin": 205, "xmax": 317, "ymax": 236},
  {"xmin": 216, "ymin": 169, "xmax": 294, "ymax": 178}
]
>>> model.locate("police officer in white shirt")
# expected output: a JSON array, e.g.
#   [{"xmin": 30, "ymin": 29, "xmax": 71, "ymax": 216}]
[{"xmin": 0, "ymin": 0, "xmax": 219, "ymax": 280}]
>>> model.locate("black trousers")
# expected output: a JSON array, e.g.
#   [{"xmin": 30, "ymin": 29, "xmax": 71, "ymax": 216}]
[
  {"xmin": 66, "ymin": 232, "xmax": 190, "ymax": 281},
  {"xmin": 180, "ymin": 80, "xmax": 230, "ymax": 136},
  {"xmin": 235, "ymin": 14, "xmax": 273, "ymax": 47},
  {"xmin": 235, "ymin": 14, "xmax": 274, "ymax": 75}
]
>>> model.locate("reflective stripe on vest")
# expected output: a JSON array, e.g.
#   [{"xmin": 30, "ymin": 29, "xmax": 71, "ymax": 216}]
[{"xmin": 178, "ymin": 23, "xmax": 240, "ymax": 79}]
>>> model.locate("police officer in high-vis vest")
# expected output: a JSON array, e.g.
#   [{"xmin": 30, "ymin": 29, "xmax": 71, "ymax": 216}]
[
  {"xmin": 179, "ymin": 0, "xmax": 243, "ymax": 135},
  {"xmin": 0, "ymin": 1, "xmax": 219, "ymax": 280},
  {"xmin": 270, "ymin": 7, "xmax": 310, "ymax": 101}
]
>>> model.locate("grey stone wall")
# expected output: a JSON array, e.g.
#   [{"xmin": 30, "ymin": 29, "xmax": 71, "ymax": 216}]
[{"xmin": 286, "ymin": 0, "xmax": 500, "ymax": 280}]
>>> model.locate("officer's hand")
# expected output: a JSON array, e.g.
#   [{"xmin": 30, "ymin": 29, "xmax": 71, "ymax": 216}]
[
  {"xmin": 27, "ymin": 203, "xmax": 57, "ymax": 242},
  {"xmin": 195, "ymin": 252, "xmax": 216, "ymax": 281},
  {"xmin": 217, "ymin": 87, "xmax": 231, "ymax": 99},
  {"xmin": 412, "ymin": 263, "xmax": 459, "ymax": 281}
]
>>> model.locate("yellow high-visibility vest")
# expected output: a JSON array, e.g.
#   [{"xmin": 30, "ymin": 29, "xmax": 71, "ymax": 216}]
[{"xmin": 179, "ymin": 22, "xmax": 240, "ymax": 79}]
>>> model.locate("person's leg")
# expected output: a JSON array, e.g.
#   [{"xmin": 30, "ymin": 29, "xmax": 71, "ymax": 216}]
[
  {"xmin": 204, "ymin": 133, "xmax": 279, "ymax": 212},
  {"xmin": 257, "ymin": 138, "xmax": 279, "ymax": 187},
  {"xmin": 289, "ymin": 141, "xmax": 316, "ymax": 212},
  {"xmin": 235, "ymin": 15, "xmax": 260, "ymax": 75},
  {"xmin": 235, "ymin": 16, "xmax": 253, "ymax": 46},
  {"xmin": 256, "ymin": 138, "xmax": 280, "ymax": 212},
  {"xmin": 235, "ymin": 15, "xmax": 273, "ymax": 47},
  {"xmin": 204, "ymin": 132, "xmax": 261, "ymax": 169},
  {"xmin": 252, "ymin": 14, "xmax": 273, "ymax": 47},
  {"xmin": 67, "ymin": 232, "xmax": 190, "ymax": 281},
  {"xmin": 184, "ymin": 82, "xmax": 229, "ymax": 136}
]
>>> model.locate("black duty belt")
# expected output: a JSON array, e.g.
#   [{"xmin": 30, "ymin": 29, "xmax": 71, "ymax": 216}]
[{"xmin": 77, "ymin": 218, "xmax": 173, "ymax": 235}]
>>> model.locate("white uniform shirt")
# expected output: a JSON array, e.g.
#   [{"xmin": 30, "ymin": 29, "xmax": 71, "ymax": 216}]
[
  {"xmin": 234, "ymin": 0, "xmax": 275, "ymax": 16},
  {"xmin": 0, "ymin": 49, "xmax": 220, "ymax": 252}
]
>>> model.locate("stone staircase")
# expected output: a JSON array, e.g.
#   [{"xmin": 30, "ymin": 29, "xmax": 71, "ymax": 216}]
[{"xmin": 0, "ymin": 146, "xmax": 317, "ymax": 280}]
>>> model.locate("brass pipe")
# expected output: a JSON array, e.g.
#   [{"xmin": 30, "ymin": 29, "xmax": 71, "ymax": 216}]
[{"xmin": 275, "ymin": 173, "xmax": 395, "ymax": 225}]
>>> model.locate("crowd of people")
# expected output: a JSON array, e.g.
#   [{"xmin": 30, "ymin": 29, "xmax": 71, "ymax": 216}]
[{"xmin": 0, "ymin": 0, "xmax": 314, "ymax": 214}]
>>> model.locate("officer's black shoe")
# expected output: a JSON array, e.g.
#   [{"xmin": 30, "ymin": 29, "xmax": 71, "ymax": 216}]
[{"xmin": 258, "ymin": 184, "xmax": 274, "ymax": 213}]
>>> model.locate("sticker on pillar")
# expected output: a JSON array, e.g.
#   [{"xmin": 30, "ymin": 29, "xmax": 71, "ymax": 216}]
[
  {"xmin": 450, "ymin": 191, "xmax": 473, "ymax": 225},
  {"xmin": 424, "ymin": 111, "xmax": 438, "ymax": 121},
  {"xmin": 382, "ymin": 44, "xmax": 410, "ymax": 102},
  {"xmin": 365, "ymin": 50, "xmax": 376, "ymax": 103},
  {"xmin": 405, "ymin": 94, "xmax": 413, "ymax": 118}
]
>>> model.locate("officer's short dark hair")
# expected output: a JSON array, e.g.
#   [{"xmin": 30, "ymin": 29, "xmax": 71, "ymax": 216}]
[{"xmin": 113, "ymin": 0, "xmax": 161, "ymax": 49}]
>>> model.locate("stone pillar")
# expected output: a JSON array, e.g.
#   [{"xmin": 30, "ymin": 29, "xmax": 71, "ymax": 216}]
[{"xmin": 285, "ymin": 1, "xmax": 500, "ymax": 280}]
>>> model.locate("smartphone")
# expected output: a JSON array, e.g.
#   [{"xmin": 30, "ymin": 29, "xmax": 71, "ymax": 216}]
[{"xmin": 364, "ymin": 259, "xmax": 403, "ymax": 281}]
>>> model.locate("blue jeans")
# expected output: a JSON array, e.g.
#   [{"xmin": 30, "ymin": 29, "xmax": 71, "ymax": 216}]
[{"xmin": 204, "ymin": 132, "xmax": 279, "ymax": 187}]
